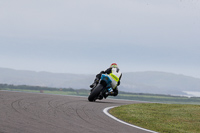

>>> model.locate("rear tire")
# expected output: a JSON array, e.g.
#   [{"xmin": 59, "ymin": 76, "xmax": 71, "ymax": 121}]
[{"xmin": 88, "ymin": 84, "xmax": 103, "ymax": 102}]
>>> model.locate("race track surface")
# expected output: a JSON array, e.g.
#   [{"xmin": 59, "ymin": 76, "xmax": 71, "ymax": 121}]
[{"xmin": 0, "ymin": 91, "xmax": 152, "ymax": 133}]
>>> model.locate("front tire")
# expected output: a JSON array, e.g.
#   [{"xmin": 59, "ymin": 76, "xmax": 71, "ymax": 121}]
[{"xmin": 88, "ymin": 84, "xmax": 103, "ymax": 102}]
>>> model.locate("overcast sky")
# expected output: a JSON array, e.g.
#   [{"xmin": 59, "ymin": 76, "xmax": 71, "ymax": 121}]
[{"xmin": 0, "ymin": 0, "xmax": 200, "ymax": 78}]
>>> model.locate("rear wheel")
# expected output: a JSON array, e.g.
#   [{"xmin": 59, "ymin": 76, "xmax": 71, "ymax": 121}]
[{"xmin": 88, "ymin": 84, "xmax": 103, "ymax": 102}]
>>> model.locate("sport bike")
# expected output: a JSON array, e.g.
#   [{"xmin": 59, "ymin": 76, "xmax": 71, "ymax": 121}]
[{"xmin": 88, "ymin": 74, "xmax": 113, "ymax": 102}]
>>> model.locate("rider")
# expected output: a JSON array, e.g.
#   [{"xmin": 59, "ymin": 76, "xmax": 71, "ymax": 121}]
[{"xmin": 90, "ymin": 63, "xmax": 122, "ymax": 98}]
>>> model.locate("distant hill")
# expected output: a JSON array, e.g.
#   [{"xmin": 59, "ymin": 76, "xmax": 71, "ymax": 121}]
[
  {"xmin": 0, "ymin": 67, "xmax": 200, "ymax": 96},
  {"xmin": 0, "ymin": 67, "xmax": 93, "ymax": 89},
  {"xmin": 121, "ymin": 72, "xmax": 200, "ymax": 96}
]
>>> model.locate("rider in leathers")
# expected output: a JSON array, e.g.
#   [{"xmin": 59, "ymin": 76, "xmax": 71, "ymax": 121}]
[{"xmin": 90, "ymin": 63, "xmax": 122, "ymax": 98}]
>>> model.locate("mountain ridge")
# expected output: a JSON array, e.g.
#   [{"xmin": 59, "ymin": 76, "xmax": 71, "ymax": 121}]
[{"xmin": 0, "ymin": 67, "xmax": 200, "ymax": 96}]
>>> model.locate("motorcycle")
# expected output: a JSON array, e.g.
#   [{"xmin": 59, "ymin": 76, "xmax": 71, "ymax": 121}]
[{"xmin": 88, "ymin": 74, "xmax": 113, "ymax": 102}]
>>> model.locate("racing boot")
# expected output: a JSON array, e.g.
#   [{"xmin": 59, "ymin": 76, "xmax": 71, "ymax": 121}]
[
  {"xmin": 90, "ymin": 78, "xmax": 99, "ymax": 91},
  {"xmin": 90, "ymin": 82, "xmax": 97, "ymax": 89}
]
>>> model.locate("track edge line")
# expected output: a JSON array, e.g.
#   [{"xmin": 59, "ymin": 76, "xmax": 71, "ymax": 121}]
[{"xmin": 103, "ymin": 106, "xmax": 158, "ymax": 133}]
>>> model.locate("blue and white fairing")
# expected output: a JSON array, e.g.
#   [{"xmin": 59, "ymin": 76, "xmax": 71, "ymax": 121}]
[{"xmin": 100, "ymin": 74, "xmax": 112, "ymax": 89}]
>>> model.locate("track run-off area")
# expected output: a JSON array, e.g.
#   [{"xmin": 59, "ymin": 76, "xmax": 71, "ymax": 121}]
[{"xmin": 0, "ymin": 91, "xmax": 156, "ymax": 133}]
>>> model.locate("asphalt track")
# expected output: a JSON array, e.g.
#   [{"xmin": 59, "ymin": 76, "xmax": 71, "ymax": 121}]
[{"xmin": 0, "ymin": 91, "xmax": 154, "ymax": 133}]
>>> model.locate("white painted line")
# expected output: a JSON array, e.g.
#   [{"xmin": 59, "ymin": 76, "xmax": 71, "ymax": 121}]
[{"xmin": 103, "ymin": 106, "xmax": 158, "ymax": 133}]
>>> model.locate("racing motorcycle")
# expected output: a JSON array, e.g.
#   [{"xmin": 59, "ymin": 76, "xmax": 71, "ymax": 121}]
[{"xmin": 88, "ymin": 74, "xmax": 113, "ymax": 102}]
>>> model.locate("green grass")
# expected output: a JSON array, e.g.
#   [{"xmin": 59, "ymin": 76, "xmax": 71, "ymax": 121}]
[
  {"xmin": 3, "ymin": 88, "xmax": 79, "ymax": 95},
  {"xmin": 110, "ymin": 103, "xmax": 200, "ymax": 133},
  {"xmin": 2, "ymin": 88, "xmax": 91, "ymax": 96},
  {"xmin": 2, "ymin": 88, "xmax": 200, "ymax": 104},
  {"xmin": 116, "ymin": 93, "xmax": 200, "ymax": 104}
]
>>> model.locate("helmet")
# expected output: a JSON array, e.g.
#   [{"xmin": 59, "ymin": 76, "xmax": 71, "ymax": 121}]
[{"xmin": 110, "ymin": 63, "xmax": 118, "ymax": 68}]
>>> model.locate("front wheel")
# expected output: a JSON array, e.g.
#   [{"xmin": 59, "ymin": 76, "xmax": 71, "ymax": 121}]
[{"xmin": 88, "ymin": 84, "xmax": 103, "ymax": 102}]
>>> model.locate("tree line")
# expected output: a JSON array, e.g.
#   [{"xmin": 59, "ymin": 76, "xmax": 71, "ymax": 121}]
[{"xmin": 0, "ymin": 83, "xmax": 75, "ymax": 91}]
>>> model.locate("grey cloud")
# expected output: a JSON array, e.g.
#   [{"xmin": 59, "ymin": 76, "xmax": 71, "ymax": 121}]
[{"xmin": 0, "ymin": 0, "xmax": 200, "ymax": 77}]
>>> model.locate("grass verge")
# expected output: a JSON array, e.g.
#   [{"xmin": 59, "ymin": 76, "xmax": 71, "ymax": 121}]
[{"xmin": 109, "ymin": 103, "xmax": 200, "ymax": 133}]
